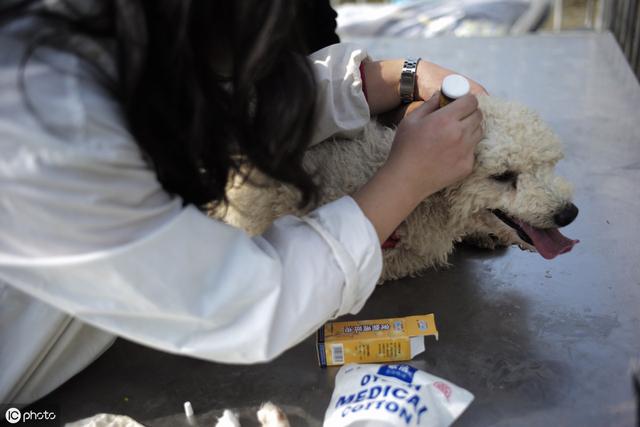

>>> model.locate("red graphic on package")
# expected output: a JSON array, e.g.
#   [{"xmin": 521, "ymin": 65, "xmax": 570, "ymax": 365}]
[{"xmin": 433, "ymin": 381, "xmax": 452, "ymax": 400}]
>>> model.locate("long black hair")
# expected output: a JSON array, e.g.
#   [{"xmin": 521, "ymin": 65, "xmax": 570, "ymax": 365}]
[{"xmin": 1, "ymin": 0, "xmax": 319, "ymax": 208}]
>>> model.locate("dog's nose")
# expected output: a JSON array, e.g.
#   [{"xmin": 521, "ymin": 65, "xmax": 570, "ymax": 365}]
[{"xmin": 554, "ymin": 203, "xmax": 579, "ymax": 227}]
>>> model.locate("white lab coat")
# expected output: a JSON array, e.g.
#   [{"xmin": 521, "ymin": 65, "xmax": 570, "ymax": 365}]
[{"xmin": 0, "ymin": 11, "xmax": 382, "ymax": 404}]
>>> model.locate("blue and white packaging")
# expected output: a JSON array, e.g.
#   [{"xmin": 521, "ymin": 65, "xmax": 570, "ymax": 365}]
[{"xmin": 323, "ymin": 363, "xmax": 474, "ymax": 427}]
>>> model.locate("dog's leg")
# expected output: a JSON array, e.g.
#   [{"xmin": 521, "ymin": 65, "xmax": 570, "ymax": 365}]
[
  {"xmin": 215, "ymin": 409, "xmax": 241, "ymax": 427},
  {"xmin": 463, "ymin": 232, "xmax": 508, "ymax": 249},
  {"xmin": 257, "ymin": 402, "xmax": 290, "ymax": 427}
]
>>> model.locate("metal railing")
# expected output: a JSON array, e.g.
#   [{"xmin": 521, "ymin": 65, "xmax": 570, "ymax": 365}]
[
  {"xmin": 603, "ymin": 0, "xmax": 640, "ymax": 79},
  {"xmin": 335, "ymin": 0, "xmax": 640, "ymax": 79}
]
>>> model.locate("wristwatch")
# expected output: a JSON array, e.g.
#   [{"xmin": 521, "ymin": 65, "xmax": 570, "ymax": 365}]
[{"xmin": 399, "ymin": 58, "xmax": 421, "ymax": 104}]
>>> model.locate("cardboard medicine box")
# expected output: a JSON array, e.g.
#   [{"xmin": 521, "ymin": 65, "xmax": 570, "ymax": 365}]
[{"xmin": 316, "ymin": 314, "xmax": 439, "ymax": 367}]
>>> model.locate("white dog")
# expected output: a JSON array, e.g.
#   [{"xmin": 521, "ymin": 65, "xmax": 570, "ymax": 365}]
[{"xmin": 214, "ymin": 96, "xmax": 579, "ymax": 282}]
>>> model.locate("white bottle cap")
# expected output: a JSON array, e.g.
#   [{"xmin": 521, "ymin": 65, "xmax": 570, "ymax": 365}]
[
  {"xmin": 184, "ymin": 401, "xmax": 194, "ymax": 418},
  {"xmin": 442, "ymin": 74, "xmax": 470, "ymax": 99}
]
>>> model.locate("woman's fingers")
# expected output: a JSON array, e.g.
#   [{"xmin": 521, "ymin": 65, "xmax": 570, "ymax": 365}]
[
  {"xmin": 461, "ymin": 109, "xmax": 483, "ymax": 130},
  {"xmin": 444, "ymin": 94, "xmax": 479, "ymax": 120},
  {"xmin": 461, "ymin": 109, "xmax": 484, "ymax": 145},
  {"xmin": 404, "ymin": 101, "xmax": 425, "ymax": 117},
  {"xmin": 413, "ymin": 91, "xmax": 442, "ymax": 117},
  {"xmin": 469, "ymin": 125, "xmax": 484, "ymax": 144}
]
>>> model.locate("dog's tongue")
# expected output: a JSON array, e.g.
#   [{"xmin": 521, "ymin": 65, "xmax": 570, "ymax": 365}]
[{"xmin": 516, "ymin": 220, "xmax": 579, "ymax": 260}]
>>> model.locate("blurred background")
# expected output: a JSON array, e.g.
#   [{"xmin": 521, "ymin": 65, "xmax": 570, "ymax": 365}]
[{"xmin": 330, "ymin": 0, "xmax": 640, "ymax": 79}]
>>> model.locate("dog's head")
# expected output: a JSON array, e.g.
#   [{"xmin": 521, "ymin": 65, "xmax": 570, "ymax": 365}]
[{"xmin": 447, "ymin": 96, "xmax": 579, "ymax": 259}]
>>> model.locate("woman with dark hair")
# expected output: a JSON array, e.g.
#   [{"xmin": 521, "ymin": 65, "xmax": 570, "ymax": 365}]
[{"xmin": 0, "ymin": 0, "xmax": 485, "ymax": 404}]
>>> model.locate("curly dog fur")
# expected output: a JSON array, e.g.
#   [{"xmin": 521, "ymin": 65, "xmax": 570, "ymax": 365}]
[{"xmin": 213, "ymin": 96, "xmax": 578, "ymax": 282}]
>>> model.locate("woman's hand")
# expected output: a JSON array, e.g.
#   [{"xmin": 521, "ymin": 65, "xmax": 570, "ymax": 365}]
[
  {"xmin": 416, "ymin": 60, "xmax": 488, "ymax": 100},
  {"xmin": 353, "ymin": 92, "xmax": 483, "ymax": 243},
  {"xmin": 385, "ymin": 92, "xmax": 483, "ymax": 199}
]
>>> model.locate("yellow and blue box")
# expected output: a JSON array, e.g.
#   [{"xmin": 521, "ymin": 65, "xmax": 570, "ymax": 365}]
[{"xmin": 316, "ymin": 314, "xmax": 439, "ymax": 367}]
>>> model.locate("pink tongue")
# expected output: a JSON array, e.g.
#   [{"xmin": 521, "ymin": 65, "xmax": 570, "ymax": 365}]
[{"xmin": 516, "ymin": 220, "xmax": 579, "ymax": 260}]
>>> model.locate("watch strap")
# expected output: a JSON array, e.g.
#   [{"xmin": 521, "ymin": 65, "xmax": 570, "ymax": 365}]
[{"xmin": 399, "ymin": 58, "xmax": 421, "ymax": 104}]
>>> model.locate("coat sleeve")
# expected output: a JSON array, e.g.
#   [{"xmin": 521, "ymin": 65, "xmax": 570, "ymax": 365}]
[
  {"xmin": 0, "ymin": 199, "xmax": 382, "ymax": 363},
  {"xmin": 308, "ymin": 43, "xmax": 372, "ymax": 146}
]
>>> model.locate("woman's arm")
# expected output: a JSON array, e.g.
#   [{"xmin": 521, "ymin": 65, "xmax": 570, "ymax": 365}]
[
  {"xmin": 363, "ymin": 59, "xmax": 488, "ymax": 116},
  {"xmin": 308, "ymin": 46, "xmax": 486, "ymax": 244},
  {"xmin": 307, "ymin": 45, "xmax": 486, "ymax": 142},
  {"xmin": 354, "ymin": 58, "xmax": 487, "ymax": 244}
]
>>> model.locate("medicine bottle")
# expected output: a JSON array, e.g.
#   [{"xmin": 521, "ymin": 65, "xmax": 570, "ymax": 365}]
[{"xmin": 439, "ymin": 74, "xmax": 471, "ymax": 107}]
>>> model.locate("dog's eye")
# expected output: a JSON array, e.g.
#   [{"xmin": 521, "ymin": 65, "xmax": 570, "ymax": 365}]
[{"xmin": 491, "ymin": 171, "xmax": 518, "ymax": 188}]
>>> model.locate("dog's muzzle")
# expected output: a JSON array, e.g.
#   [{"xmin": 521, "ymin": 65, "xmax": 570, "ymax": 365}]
[{"xmin": 492, "ymin": 208, "xmax": 579, "ymax": 259}]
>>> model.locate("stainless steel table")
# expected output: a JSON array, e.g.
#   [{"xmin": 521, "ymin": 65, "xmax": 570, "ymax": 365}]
[{"xmin": 37, "ymin": 32, "xmax": 640, "ymax": 427}]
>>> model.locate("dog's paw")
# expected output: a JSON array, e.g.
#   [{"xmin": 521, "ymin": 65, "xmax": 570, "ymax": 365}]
[
  {"xmin": 215, "ymin": 409, "xmax": 241, "ymax": 427},
  {"xmin": 257, "ymin": 402, "xmax": 290, "ymax": 427},
  {"xmin": 463, "ymin": 232, "xmax": 509, "ymax": 250}
]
